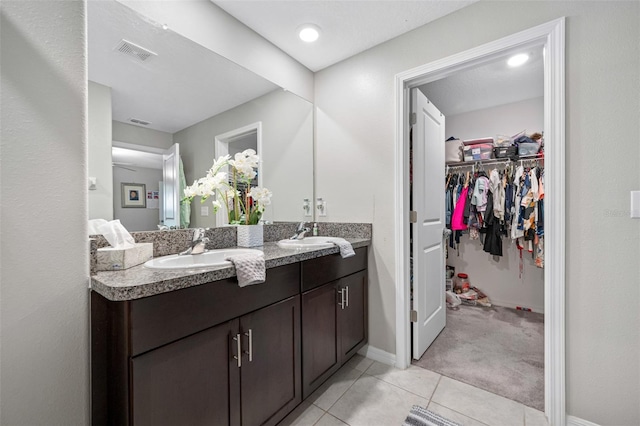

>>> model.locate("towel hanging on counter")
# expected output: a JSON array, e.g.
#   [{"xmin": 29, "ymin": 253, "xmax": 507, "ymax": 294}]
[{"xmin": 226, "ymin": 252, "xmax": 266, "ymax": 287}]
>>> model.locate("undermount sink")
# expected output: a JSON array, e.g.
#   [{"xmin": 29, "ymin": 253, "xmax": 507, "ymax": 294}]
[
  {"xmin": 144, "ymin": 248, "xmax": 262, "ymax": 271},
  {"xmin": 277, "ymin": 236, "xmax": 344, "ymax": 250}
]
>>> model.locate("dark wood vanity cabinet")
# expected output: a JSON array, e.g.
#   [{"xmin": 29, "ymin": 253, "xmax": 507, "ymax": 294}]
[
  {"xmin": 238, "ymin": 296, "xmax": 301, "ymax": 426},
  {"xmin": 131, "ymin": 319, "xmax": 238, "ymax": 426},
  {"xmin": 91, "ymin": 246, "xmax": 368, "ymax": 426},
  {"xmin": 301, "ymin": 248, "xmax": 368, "ymax": 398},
  {"xmin": 129, "ymin": 296, "xmax": 300, "ymax": 426},
  {"xmin": 92, "ymin": 263, "xmax": 301, "ymax": 426}
]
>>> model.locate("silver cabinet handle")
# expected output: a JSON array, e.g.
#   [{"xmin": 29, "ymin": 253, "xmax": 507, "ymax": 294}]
[
  {"xmin": 233, "ymin": 334, "xmax": 242, "ymax": 368},
  {"xmin": 345, "ymin": 286, "xmax": 349, "ymax": 308},
  {"xmin": 338, "ymin": 288, "xmax": 345, "ymax": 309},
  {"xmin": 244, "ymin": 329, "xmax": 253, "ymax": 362}
]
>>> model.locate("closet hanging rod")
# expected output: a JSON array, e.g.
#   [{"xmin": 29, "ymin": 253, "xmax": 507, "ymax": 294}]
[{"xmin": 445, "ymin": 155, "xmax": 542, "ymax": 169}]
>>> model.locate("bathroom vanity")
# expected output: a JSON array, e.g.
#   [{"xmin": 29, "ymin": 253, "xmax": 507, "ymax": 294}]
[{"xmin": 91, "ymin": 240, "xmax": 368, "ymax": 426}]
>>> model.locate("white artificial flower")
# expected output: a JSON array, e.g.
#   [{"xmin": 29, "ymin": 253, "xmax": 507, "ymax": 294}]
[
  {"xmin": 209, "ymin": 154, "xmax": 231, "ymax": 174},
  {"xmin": 243, "ymin": 168, "xmax": 257, "ymax": 180},
  {"xmin": 241, "ymin": 149, "xmax": 259, "ymax": 168},
  {"xmin": 197, "ymin": 171, "xmax": 227, "ymax": 196},
  {"xmin": 183, "ymin": 182, "xmax": 198, "ymax": 198},
  {"xmin": 186, "ymin": 150, "xmax": 271, "ymax": 224},
  {"xmin": 229, "ymin": 149, "xmax": 259, "ymax": 180},
  {"xmin": 248, "ymin": 187, "xmax": 272, "ymax": 206},
  {"xmin": 193, "ymin": 179, "xmax": 209, "ymax": 197}
]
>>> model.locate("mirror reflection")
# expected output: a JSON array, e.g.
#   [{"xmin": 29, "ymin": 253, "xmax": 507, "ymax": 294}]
[{"xmin": 87, "ymin": 0, "xmax": 314, "ymax": 231}]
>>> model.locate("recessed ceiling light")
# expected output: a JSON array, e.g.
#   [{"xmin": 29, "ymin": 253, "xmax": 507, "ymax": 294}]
[
  {"xmin": 298, "ymin": 24, "xmax": 320, "ymax": 43},
  {"xmin": 507, "ymin": 53, "xmax": 529, "ymax": 67}
]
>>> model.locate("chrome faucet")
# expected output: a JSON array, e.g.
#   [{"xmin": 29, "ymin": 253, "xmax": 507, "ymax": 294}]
[
  {"xmin": 290, "ymin": 222, "xmax": 310, "ymax": 240},
  {"xmin": 180, "ymin": 228, "xmax": 210, "ymax": 255}
]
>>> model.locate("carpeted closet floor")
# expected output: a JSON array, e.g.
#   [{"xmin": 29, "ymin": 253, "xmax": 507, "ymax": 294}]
[{"xmin": 412, "ymin": 305, "xmax": 544, "ymax": 411}]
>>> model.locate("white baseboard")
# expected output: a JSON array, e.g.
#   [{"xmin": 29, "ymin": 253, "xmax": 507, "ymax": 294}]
[
  {"xmin": 357, "ymin": 345, "xmax": 396, "ymax": 367},
  {"xmin": 566, "ymin": 415, "xmax": 600, "ymax": 426},
  {"xmin": 491, "ymin": 299, "xmax": 545, "ymax": 314}
]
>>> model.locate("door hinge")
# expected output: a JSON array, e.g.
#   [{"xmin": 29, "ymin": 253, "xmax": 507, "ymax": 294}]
[
  {"xmin": 409, "ymin": 211, "xmax": 417, "ymax": 223},
  {"xmin": 410, "ymin": 310, "xmax": 418, "ymax": 323},
  {"xmin": 410, "ymin": 112, "xmax": 417, "ymax": 125}
]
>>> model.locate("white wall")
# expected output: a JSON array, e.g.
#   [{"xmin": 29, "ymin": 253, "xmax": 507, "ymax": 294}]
[
  {"xmin": 444, "ymin": 97, "xmax": 545, "ymax": 312},
  {"xmin": 112, "ymin": 120, "xmax": 174, "ymax": 150},
  {"xmin": 113, "ymin": 166, "xmax": 162, "ymax": 231},
  {"xmin": 175, "ymin": 89, "xmax": 314, "ymax": 227},
  {"xmin": 0, "ymin": 1, "xmax": 89, "ymax": 424},
  {"xmin": 119, "ymin": 0, "xmax": 314, "ymax": 102},
  {"xmin": 445, "ymin": 97, "xmax": 544, "ymax": 142},
  {"xmin": 88, "ymin": 81, "xmax": 114, "ymax": 221},
  {"xmin": 315, "ymin": 2, "xmax": 639, "ymax": 424}
]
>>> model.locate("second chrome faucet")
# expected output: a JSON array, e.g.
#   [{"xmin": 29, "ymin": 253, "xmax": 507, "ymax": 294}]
[
  {"xmin": 180, "ymin": 228, "xmax": 209, "ymax": 255},
  {"xmin": 290, "ymin": 222, "xmax": 310, "ymax": 240}
]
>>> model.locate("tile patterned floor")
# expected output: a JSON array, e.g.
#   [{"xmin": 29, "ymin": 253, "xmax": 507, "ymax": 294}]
[{"xmin": 279, "ymin": 355, "xmax": 549, "ymax": 426}]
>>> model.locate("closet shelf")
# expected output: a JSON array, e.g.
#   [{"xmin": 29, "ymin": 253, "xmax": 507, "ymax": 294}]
[{"xmin": 445, "ymin": 154, "xmax": 543, "ymax": 167}]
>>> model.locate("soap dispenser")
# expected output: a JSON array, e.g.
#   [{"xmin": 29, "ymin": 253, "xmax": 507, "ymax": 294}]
[{"xmin": 312, "ymin": 223, "xmax": 318, "ymax": 236}]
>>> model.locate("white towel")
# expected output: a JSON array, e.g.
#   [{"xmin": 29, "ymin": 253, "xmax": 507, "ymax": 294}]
[
  {"xmin": 226, "ymin": 253, "xmax": 266, "ymax": 287},
  {"xmin": 332, "ymin": 238, "xmax": 355, "ymax": 258}
]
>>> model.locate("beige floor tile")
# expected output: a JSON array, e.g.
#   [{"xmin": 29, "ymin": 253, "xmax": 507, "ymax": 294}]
[
  {"xmin": 344, "ymin": 354, "xmax": 374, "ymax": 373},
  {"xmin": 328, "ymin": 375, "xmax": 428, "ymax": 426},
  {"xmin": 307, "ymin": 365, "xmax": 363, "ymax": 411},
  {"xmin": 431, "ymin": 376, "xmax": 525, "ymax": 426},
  {"xmin": 427, "ymin": 402, "xmax": 489, "ymax": 426},
  {"xmin": 315, "ymin": 413, "xmax": 349, "ymax": 426},
  {"xmin": 524, "ymin": 406, "xmax": 549, "ymax": 426},
  {"xmin": 365, "ymin": 361, "xmax": 441, "ymax": 399},
  {"xmin": 278, "ymin": 401, "xmax": 325, "ymax": 426}
]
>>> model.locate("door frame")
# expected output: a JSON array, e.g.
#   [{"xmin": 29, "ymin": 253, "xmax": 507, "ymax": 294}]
[
  {"xmin": 214, "ymin": 122, "xmax": 263, "ymax": 226},
  {"xmin": 393, "ymin": 18, "xmax": 566, "ymax": 426}
]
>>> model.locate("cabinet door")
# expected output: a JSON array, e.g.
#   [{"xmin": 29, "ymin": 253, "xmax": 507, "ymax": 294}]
[
  {"xmin": 338, "ymin": 270, "xmax": 368, "ymax": 362},
  {"xmin": 301, "ymin": 281, "xmax": 340, "ymax": 398},
  {"xmin": 131, "ymin": 320, "xmax": 240, "ymax": 426},
  {"xmin": 240, "ymin": 296, "xmax": 301, "ymax": 426}
]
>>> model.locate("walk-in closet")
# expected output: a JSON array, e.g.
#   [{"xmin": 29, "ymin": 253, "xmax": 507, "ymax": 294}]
[{"xmin": 409, "ymin": 46, "xmax": 546, "ymax": 411}]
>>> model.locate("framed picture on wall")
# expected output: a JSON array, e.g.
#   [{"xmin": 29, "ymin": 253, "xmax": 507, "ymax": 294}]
[{"xmin": 122, "ymin": 183, "xmax": 146, "ymax": 208}]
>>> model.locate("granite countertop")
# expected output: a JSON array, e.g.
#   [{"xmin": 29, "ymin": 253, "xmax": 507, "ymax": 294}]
[{"xmin": 91, "ymin": 238, "xmax": 370, "ymax": 301}]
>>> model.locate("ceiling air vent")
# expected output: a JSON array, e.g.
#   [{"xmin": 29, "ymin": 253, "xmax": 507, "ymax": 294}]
[
  {"xmin": 129, "ymin": 118, "xmax": 151, "ymax": 126},
  {"xmin": 114, "ymin": 39, "xmax": 157, "ymax": 63}
]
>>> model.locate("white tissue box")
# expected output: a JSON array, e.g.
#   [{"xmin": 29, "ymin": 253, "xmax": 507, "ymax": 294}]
[{"xmin": 97, "ymin": 243, "xmax": 153, "ymax": 271}]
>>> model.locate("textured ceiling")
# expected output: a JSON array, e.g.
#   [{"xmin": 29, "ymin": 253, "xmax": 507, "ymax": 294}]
[
  {"xmin": 88, "ymin": 0, "xmax": 278, "ymax": 134},
  {"xmin": 212, "ymin": 0, "xmax": 478, "ymax": 72},
  {"xmin": 419, "ymin": 46, "xmax": 544, "ymax": 117}
]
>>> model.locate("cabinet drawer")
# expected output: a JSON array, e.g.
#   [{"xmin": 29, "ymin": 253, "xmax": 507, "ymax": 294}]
[
  {"xmin": 301, "ymin": 247, "xmax": 367, "ymax": 292},
  {"xmin": 129, "ymin": 263, "xmax": 299, "ymax": 356}
]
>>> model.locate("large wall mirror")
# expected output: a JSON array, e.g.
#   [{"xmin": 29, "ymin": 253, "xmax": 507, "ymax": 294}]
[{"xmin": 88, "ymin": 0, "xmax": 314, "ymax": 232}]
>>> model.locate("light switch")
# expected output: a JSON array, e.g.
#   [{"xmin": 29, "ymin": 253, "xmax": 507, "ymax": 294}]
[
  {"xmin": 631, "ymin": 191, "xmax": 640, "ymax": 218},
  {"xmin": 88, "ymin": 177, "xmax": 97, "ymax": 191},
  {"xmin": 201, "ymin": 206, "xmax": 209, "ymax": 216}
]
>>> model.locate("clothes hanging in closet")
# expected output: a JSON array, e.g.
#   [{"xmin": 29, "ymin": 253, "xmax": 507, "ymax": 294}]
[{"xmin": 445, "ymin": 162, "xmax": 544, "ymax": 267}]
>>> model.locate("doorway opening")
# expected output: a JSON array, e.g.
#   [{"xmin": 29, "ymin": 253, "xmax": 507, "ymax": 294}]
[
  {"xmin": 214, "ymin": 122, "xmax": 263, "ymax": 226},
  {"xmin": 394, "ymin": 18, "xmax": 565, "ymax": 426},
  {"xmin": 111, "ymin": 141, "xmax": 182, "ymax": 230}
]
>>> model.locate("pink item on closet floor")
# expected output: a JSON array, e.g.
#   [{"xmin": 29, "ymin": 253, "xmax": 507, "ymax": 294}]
[{"xmin": 451, "ymin": 187, "xmax": 469, "ymax": 230}]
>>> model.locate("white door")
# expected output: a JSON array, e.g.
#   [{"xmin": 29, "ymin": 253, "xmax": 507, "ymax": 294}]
[
  {"xmin": 162, "ymin": 143, "xmax": 180, "ymax": 228},
  {"xmin": 411, "ymin": 88, "xmax": 446, "ymax": 360}
]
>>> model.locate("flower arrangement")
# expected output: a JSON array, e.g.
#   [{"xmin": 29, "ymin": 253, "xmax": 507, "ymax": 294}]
[{"xmin": 183, "ymin": 149, "xmax": 272, "ymax": 225}]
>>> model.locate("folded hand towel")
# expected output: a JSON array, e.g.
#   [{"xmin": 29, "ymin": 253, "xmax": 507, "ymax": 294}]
[
  {"xmin": 226, "ymin": 253, "xmax": 266, "ymax": 287},
  {"xmin": 332, "ymin": 238, "xmax": 355, "ymax": 258}
]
